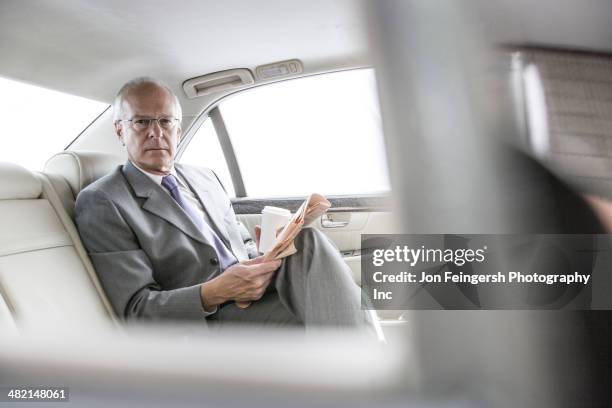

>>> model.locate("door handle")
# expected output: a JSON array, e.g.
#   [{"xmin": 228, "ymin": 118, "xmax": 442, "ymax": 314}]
[{"xmin": 321, "ymin": 213, "xmax": 349, "ymax": 228}]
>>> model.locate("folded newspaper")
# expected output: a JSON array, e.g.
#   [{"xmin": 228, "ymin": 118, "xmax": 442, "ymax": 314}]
[
  {"xmin": 235, "ymin": 194, "xmax": 331, "ymax": 308},
  {"xmin": 262, "ymin": 193, "xmax": 331, "ymax": 261}
]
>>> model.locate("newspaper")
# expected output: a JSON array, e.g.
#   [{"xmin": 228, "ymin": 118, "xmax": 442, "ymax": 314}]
[
  {"xmin": 235, "ymin": 193, "xmax": 331, "ymax": 308},
  {"xmin": 262, "ymin": 193, "xmax": 331, "ymax": 261}
]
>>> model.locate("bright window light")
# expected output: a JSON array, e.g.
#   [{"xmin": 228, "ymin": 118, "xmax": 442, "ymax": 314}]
[
  {"xmin": 0, "ymin": 76, "xmax": 108, "ymax": 171},
  {"xmin": 522, "ymin": 65, "xmax": 550, "ymax": 157},
  {"xmin": 181, "ymin": 119, "xmax": 236, "ymax": 197},
  {"xmin": 221, "ymin": 69, "xmax": 390, "ymax": 197}
]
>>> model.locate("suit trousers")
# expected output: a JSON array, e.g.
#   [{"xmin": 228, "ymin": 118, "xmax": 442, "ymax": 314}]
[{"xmin": 207, "ymin": 228, "xmax": 371, "ymax": 330}]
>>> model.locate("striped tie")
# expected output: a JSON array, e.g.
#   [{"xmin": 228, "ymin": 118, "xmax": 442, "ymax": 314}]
[{"xmin": 161, "ymin": 174, "xmax": 237, "ymax": 270}]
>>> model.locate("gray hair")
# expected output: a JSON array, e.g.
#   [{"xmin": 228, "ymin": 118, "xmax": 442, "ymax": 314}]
[{"xmin": 112, "ymin": 77, "xmax": 182, "ymax": 122}]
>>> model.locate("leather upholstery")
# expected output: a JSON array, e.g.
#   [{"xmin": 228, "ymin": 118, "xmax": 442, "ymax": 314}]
[
  {"xmin": 0, "ymin": 161, "xmax": 117, "ymax": 330},
  {"xmin": 44, "ymin": 150, "xmax": 123, "ymax": 197},
  {"xmin": 0, "ymin": 162, "xmax": 41, "ymax": 200}
]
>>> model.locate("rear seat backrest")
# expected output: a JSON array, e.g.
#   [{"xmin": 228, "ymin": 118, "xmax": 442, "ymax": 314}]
[
  {"xmin": 44, "ymin": 150, "xmax": 124, "ymax": 216},
  {"xmin": 0, "ymin": 162, "xmax": 116, "ymax": 329},
  {"xmin": 45, "ymin": 150, "xmax": 124, "ymax": 197}
]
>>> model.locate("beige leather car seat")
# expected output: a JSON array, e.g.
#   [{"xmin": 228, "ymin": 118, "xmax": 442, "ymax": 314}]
[
  {"xmin": 44, "ymin": 150, "xmax": 123, "ymax": 217},
  {"xmin": 0, "ymin": 162, "xmax": 116, "ymax": 329}
]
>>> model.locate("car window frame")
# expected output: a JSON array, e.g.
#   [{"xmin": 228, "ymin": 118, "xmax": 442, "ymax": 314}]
[{"xmin": 177, "ymin": 67, "xmax": 385, "ymax": 199}]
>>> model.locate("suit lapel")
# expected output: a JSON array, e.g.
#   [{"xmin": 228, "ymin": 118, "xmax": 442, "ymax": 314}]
[
  {"xmin": 175, "ymin": 164, "xmax": 232, "ymax": 246},
  {"xmin": 121, "ymin": 161, "xmax": 210, "ymax": 246}
]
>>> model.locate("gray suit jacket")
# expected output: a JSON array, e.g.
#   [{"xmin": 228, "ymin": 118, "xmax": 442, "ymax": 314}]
[{"xmin": 75, "ymin": 161, "xmax": 256, "ymax": 322}]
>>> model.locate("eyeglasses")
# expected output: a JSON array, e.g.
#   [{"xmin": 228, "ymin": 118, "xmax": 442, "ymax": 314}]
[{"xmin": 120, "ymin": 117, "xmax": 180, "ymax": 131}]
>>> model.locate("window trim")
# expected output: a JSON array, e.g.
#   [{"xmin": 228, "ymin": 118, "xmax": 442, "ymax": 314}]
[
  {"xmin": 209, "ymin": 106, "xmax": 247, "ymax": 197},
  {"xmin": 64, "ymin": 105, "xmax": 112, "ymax": 150}
]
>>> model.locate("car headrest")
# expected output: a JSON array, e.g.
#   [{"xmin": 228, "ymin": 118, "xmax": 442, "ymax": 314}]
[
  {"xmin": 0, "ymin": 162, "xmax": 42, "ymax": 200},
  {"xmin": 44, "ymin": 151, "xmax": 124, "ymax": 196}
]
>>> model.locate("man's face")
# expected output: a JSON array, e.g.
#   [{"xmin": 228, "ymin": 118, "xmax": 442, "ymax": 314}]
[{"xmin": 115, "ymin": 84, "xmax": 182, "ymax": 175}]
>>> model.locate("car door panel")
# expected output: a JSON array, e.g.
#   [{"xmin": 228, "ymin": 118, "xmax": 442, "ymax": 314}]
[{"xmin": 232, "ymin": 195, "xmax": 396, "ymax": 285}]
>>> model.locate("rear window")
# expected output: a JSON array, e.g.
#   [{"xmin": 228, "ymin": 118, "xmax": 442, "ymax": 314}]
[{"xmin": 0, "ymin": 76, "xmax": 108, "ymax": 171}]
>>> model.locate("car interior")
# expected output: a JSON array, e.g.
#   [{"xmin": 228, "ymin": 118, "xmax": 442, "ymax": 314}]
[{"xmin": 2, "ymin": 0, "xmax": 612, "ymax": 406}]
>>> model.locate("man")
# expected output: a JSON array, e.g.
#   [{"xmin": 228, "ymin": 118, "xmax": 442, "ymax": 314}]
[{"xmin": 75, "ymin": 77, "xmax": 377, "ymax": 332}]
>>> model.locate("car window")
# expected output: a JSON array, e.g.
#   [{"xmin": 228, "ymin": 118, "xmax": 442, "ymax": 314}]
[
  {"xmin": 180, "ymin": 118, "xmax": 236, "ymax": 197},
  {"xmin": 0, "ymin": 76, "xmax": 109, "ymax": 171},
  {"xmin": 182, "ymin": 69, "xmax": 390, "ymax": 198}
]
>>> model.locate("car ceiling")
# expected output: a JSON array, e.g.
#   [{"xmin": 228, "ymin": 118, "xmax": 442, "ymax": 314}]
[
  {"xmin": 2, "ymin": 0, "xmax": 612, "ymax": 116},
  {"xmin": 0, "ymin": 0, "xmax": 369, "ymax": 115}
]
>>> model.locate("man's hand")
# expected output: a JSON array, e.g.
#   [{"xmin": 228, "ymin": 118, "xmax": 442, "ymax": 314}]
[{"xmin": 200, "ymin": 256, "xmax": 281, "ymax": 311}]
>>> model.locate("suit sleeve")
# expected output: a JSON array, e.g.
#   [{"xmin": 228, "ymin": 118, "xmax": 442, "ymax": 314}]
[{"xmin": 75, "ymin": 188, "xmax": 213, "ymax": 322}]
